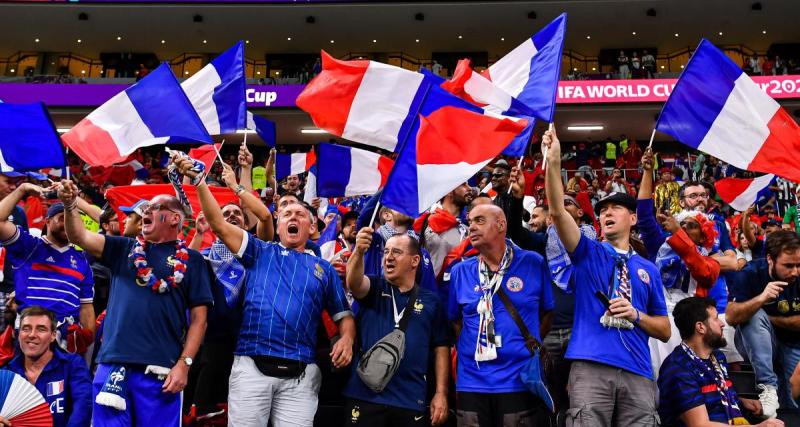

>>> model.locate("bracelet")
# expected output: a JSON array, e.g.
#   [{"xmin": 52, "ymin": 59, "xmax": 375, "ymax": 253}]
[
  {"xmin": 634, "ymin": 309, "xmax": 641, "ymax": 324},
  {"xmin": 234, "ymin": 184, "xmax": 246, "ymax": 196}
]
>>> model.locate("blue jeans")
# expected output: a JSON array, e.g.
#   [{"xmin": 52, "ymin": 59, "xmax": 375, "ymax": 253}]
[{"xmin": 736, "ymin": 308, "xmax": 800, "ymax": 408}]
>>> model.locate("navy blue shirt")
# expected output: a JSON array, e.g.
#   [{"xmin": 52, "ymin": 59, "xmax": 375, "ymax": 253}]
[
  {"xmin": 6, "ymin": 348, "xmax": 92, "ymax": 427},
  {"xmin": 448, "ymin": 243, "xmax": 554, "ymax": 393},
  {"xmin": 344, "ymin": 276, "xmax": 449, "ymax": 411},
  {"xmin": 566, "ymin": 235, "xmax": 668, "ymax": 379},
  {"xmin": 234, "ymin": 233, "xmax": 352, "ymax": 363},
  {"xmin": 98, "ymin": 236, "xmax": 213, "ymax": 367},
  {"xmin": 730, "ymin": 258, "xmax": 800, "ymax": 344}
]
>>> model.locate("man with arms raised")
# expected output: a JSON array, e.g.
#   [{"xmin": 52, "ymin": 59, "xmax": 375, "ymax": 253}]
[
  {"xmin": 58, "ymin": 181, "xmax": 212, "ymax": 426},
  {"xmin": 174, "ymin": 156, "xmax": 354, "ymax": 427},
  {"xmin": 544, "ymin": 127, "xmax": 670, "ymax": 426}
]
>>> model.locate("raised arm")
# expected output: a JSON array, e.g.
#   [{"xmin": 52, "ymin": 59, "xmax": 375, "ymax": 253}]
[
  {"xmin": 75, "ymin": 196, "xmax": 102, "ymax": 223},
  {"xmin": 638, "ymin": 148, "xmax": 655, "ymax": 200},
  {"xmin": 346, "ymin": 227, "xmax": 373, "ymax": 299},
  {"xmin": 174, "ymin": 157, "xmax": 246, "ymax": 254},
  {"xmin": 742, "ymin": 206, "xmax": 757, "ymax": 248},
  {"xmin": 58, "ymin": 180, "xmax": 106, "ymax": 259},
  {"xmin": 543, "ymin": 127, "xmax": 581, "ymax": 252},
  {"xmin": 266, "ymin": 147, "xmax": 277, "ymax": 193},
  {"xmin": 0, "ymin": 183, "xmax": 43, "ymax": 241},
  {"xmin": 221, "ymin": 164, "xmax": 274, "ymax": 241}
]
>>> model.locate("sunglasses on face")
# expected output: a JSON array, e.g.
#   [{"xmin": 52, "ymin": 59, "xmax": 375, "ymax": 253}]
[{"xmin": 142, "ymin": 203, "xmax": 179, "ymax": 215}]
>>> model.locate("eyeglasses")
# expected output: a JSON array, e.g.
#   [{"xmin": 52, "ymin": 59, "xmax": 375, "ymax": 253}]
[
  {"xmin": 142, "ymin": 203, "xmax": 179, "ymax": 215},
  {"xmin": 684, "ymin": 192, "xmax": 709, "ymax": 200},
  {"xmin": 491, "ymin": 173, "xmax": 508, "ymax": 178}
]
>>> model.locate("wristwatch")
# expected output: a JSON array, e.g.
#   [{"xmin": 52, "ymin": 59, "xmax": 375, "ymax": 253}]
[
  {"xmin": 181, "ymin": 356, "xmax": 193, "ymax": 366},
  {"xmin": 234, "ymin": 184, "xmax": 246, "ymax": 196}
]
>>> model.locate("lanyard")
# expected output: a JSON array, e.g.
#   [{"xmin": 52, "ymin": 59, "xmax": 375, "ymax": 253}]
[{"xmin": 390, "ymin": 286, "xmax": 405, "ymax": 328}]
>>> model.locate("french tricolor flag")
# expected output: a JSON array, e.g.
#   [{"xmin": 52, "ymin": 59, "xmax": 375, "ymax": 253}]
[
  {"xmin": 715, "ymin": 173, "xmax": 776, "ymax": 212},
  {"xmin": 62, "ymin": 63, "xmax": 212, "ymax": 167},
  {"xmin": 275, "ymin": 151, "xmax": 316, "ymax": 180},
  {"xmin": 47, "ymin": 380, "xmax": 64, "ymax": 396},
  {"xmin": 315, "ymin": 143, "xmax": 393, "ymax": 198},
  {"xmin": 657, "ymin": 39, "xmax": 800, "ymax": 183},
  {"xmin": 181, "ymin": 41, "xmax": 247, "ymax": 135},
  {"xmin": 318, "ymin": 214, "xmax": 339, "ymax": 262}
]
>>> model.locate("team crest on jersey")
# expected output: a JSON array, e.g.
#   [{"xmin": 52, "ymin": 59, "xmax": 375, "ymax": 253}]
[
  {"xmin": 473, "ymin": 284, "xmax": 481, "ymax": 293},
  {"xmin": 350, "ymin": 406, "xmax": 360, "ymax": 423},
  {"xmin": 70, "ymin": 256, "xmax": 77, "ymax": 269},
  {"xmin": 506, "ymin": 277, "xmax": 524, "ymax": 292},
  {"xmin": 413, "ymin": 299, "xmax": 424, "ymax": 314},
  {"xmin": 637, "ymin": 269, "xmax": 651, "ymax": 285},
  {"xmin": 793, "ymin": 300, "xmax": 800, "ymax": 312},
  {"xmin": 314, "ymin": 263, "xmax": 324, "ymax": 280},
  {"xmin": 166, "ymin": 255, "xmax": 179, "ymax": 267},
  {"xmin": 778, "ymin": 300, "xmax": 790, "ymax": 314}
]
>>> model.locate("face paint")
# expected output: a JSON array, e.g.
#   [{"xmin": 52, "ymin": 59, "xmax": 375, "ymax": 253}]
[{"xmin": 160, "ymin": 214, "xmax": 166, "ymax": 223}]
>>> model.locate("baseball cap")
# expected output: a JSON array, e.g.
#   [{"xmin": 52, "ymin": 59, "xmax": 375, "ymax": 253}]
[
  {"xmin": 120, "ymin": 200, "xmax": 148, "ymax": 217},
  {"xmin": 46, "ymin": 203, "xmax": 64, "ymax": 219},
  {"xmin": 564, "ymin": 195, "xmax": 581, "ymax": 208},
  {"xmin": 594, "ymin": 192, "xmax": 637, "ymax": 216},
  {"xmin": 762, "ymin": 219, "xmax": 780, "ymax": 229}
]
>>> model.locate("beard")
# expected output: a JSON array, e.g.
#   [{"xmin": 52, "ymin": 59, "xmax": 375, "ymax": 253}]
[{"xmin": 703, "ymin": 330, "xmax": 727, "ymax": 349}]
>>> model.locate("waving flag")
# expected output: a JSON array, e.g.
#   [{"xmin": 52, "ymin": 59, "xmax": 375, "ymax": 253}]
[
  {"xmin": 481, "ymin": 13, "xmax": 566, "ymax": 123},
  {"xmin": 246, "ymin": 111, "xmax": 276, "ymax": 147},
  {"xmin": 715, "ymin": 174, "xmax": 776, "ymax": 212},
  {"xmin": 188, "ymin": 143, "xmax": 223, "ymax": 171},
  {"xmin": 63, "ymin": 63, "xmax": 211, "ymax": 167},
  {"xmin": 182, "ymin": 41, "xmax": 247, "ymax": 135},
  {"xmin": 316, "ymin": 143, "xmax": 394, "ymax": 197},
  {"xmin": 303, "ymin": 164, "xmax": 329, "ymax": 220},
  {"xmin": 318, "ymin": 214, "xmax": 339, "ymax": 261},
  {"xmin": 275, "ymin": 151, "xmax": 316, "ymax": 180},
  {"xmin": 0, "ymin": 102, "xmax": 65, "ymax": 172},
  {"xmin": 380, "ymin": 86, "xmax": 528, "ymax": 218},
  {"xmin": 656, "ymin": 39, "xmax": 800, "ymax": 182}
]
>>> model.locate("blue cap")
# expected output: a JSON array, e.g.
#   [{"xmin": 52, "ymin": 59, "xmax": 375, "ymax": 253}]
[
  {"xmin": 120, "ymin": 200, "xmax": 148, "ymax": 216},
  {"xmin": 46, "ymin": 202, "xmax": 64, "ymax": 219},
  {"xmin": 0, "ymin": 171, "xmax": 25, "ymax": 178}
]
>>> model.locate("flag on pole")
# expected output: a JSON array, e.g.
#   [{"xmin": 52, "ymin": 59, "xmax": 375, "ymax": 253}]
[
  {"xmin": 0, "ymin": 102, "xmax": 65, "ymax": 172},
  {"xmin": 181, "ymin": 41, "xmax": 247, "ymax": 135},
  {"xmin": 62, "ymin": 63, "xmax": 212, "ymax": 167},
  {"xmin": 714, "ymin": 174, "xmax": 776, "ymax": 212},
  {"xmin": 188, "ymin": 143, "xmax": 223, "ymax": 171},
  {"xmin": 318, "ymin": 214, "xmax": 339, "ymax": 262},
  {"xmin": 275, "ymin": 151, "xmax": 316, "ymax": 180},
  {"xmin": 656, "ymin": 39, "xmax": 800, "ymax": 182},
  {"xmin": 315, "ymin": 143, "xmax": 394, "ymax": 197},
  {"xmin": 481, "ymin": 12, "xmax": 567, "ymax": 122},
  {"xmin": 303, "ymin": 164, "xmax": 329, "ymax": 220},
  {"xmin": 246, "ymin": 111, "xmax": 276, "ymax": 147}
]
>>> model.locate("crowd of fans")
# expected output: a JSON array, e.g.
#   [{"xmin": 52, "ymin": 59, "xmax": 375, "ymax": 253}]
[{"xmin": 1, "ymin": 130, "xmax": 800, "ymax": 427}]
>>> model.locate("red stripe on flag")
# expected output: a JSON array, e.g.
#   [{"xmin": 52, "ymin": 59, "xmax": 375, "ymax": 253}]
[
  {"xmin": 188, "ymin": 143, "xmax": 222, "ymax": 171},
  {"xmin": 306, "ymin": 151, "xmax": 317, "ymax": 170},
  {"xmin": 61, "ymin": 118, "xmax": 126, "ymax": 167},
  {"xmin": 440, "ymin": 60, "xmax": 484, "ymax": 106},
  {"xmin": 415, "ymin": 106, "xmax": 527, "ymax": 165},
  {"xmin": 714, "ymin": 177, "xmax": 753, "ymax": 205},
  {"xmin": 377, "ymin": 156, "xmax": 395, "ymax": 187},
  {"xmin": 31, "ymin": 262, "xmax": 85, "ymax": 282},
  {"xmin": 295, "ymin": 51, "xmax": 370, "ymax": 137},
  {"xmin": 749, "ymin": 107, "xmax": 800, "ymax": 183}
]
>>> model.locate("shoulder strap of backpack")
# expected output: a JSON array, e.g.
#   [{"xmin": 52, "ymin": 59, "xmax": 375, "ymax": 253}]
[{"xmin": 496, "ymin": 286, "xmax": 541, "ymax": 356}]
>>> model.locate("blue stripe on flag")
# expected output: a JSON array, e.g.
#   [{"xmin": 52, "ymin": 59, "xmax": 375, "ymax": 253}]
[
  {"xmin": 502, "ymin": 116, "xmax": 535, "ymax": 157},
  {"xmin": 655, "ymin": 39, "xmax": 744, "ymax": 149},
  {"xmin": 126, "ymin": 63, "xmax": 212, "ymax": 144},
  {"xmin": 210, "ymin": 41, "xmax": 247, "ymax": 133},
  {"xmin": 317, "ymin": 144, "xmax": 353, "ymax": 197},
  {"xmin": 517, "ymin": 13, "xmax": 566, "ymax": 123},
  {"xmin": 276, "ymin": 153, "xmax": 291, "ymax": 180},
  {"xmin": 0, "ymin": 102, "xmax": 66, "ymax": 172}
]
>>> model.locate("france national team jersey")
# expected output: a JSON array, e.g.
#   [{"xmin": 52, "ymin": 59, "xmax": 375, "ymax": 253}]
[
  {"xmin": 235, "ymin": 233, "xmax": 352, "ymax": 363},
  {"xmin": 566, "ymin": 235, "xmax": 668, "ymax": 379},
  {"xmin": 448, "ymin": 243, "xmax": 554, "ymax": 393},
  {"xmin": 1, "ymin": 227, "xmax": 93, "ymax": 324}
]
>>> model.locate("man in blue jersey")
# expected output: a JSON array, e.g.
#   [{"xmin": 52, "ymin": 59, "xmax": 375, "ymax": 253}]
[
  {"xmin": 344, "ymin": 228, "xmax": 450, "ymax": 426},
  {"xmin": 449, "ymin": 203, "xmax": 554, "ymax": 425},
  {"xmin": 178, "ymin": 156, "xmax": 355, "ymax": 427},
  {"xmin": 543, "ymin": 127, "xmax": 670, "ymax": 426},
  {"xmin": 5, "ymin": 306, "xmax": 92, "ymax": 427},
  {"xmin": 658, "ymin": 297, "xmax": 779, "ymax": 427},
  {"xmin": 57, "ymin": 180, "xmax": 212, "ymax": 427},
  {"xmin": 0, "ymin": 183, "xmax": 95, "ymax": 354}
]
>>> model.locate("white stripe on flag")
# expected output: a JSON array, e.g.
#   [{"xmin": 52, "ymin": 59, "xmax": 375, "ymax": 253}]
[
  {"xmin": 182, "ymin": 64, "xmax": 224, "ymax": 135},
  {"xmin": 417, "ymin": 160, "xmax": 493, "ymax": 215},
  {"xmin": 697, "ymin": 74, "xmax": 780, "ymax": 171},
  {"xmin": 730, "ymin": 174, "xmax": 775, "ymax": 212},
  {"xmin": 87, "ymin": 92, "xmax": 168, "ymax": 157},
  {"xmin": 487, "ymin": 38, "xmax": 539, "ymax": 97},
  {"xmin": 464, "ymin": 71, "xmax": 513, "ymax": 113},
  {"xmin": 290, "ymin": 153, "xmax": 307, "ymax": 176},
  {"xmin": 346, "ymin": 149, "xmax": 382, "ymax": 196},
  {"xmin": 342, "ymin": 62, "xmax": 424, "ymax": 152}
]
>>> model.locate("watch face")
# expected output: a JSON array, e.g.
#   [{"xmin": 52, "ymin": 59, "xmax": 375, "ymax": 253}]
[{"xmin": 184, "ymin": 357, "xmax": 193, "ymax": 366}]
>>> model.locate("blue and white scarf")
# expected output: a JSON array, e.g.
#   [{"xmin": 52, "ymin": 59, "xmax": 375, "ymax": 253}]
[{"xmin": 207, "ymin": 240, "xmax": 246, "ymax": 307}]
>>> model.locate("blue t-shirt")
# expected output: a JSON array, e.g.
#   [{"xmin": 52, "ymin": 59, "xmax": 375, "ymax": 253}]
[
  {"xmin": 344, "ymin": 276, "xmax": 449, "ymax": 411},
  {"xmin": 2, "ymin": 227, "xmax": 94, "ymax": 324},
  {"xmin": 0, "ymin": 205, "xmax": 28, "ymax": 293},
  {"xmin": 6, "ymin": 348, "xmax": 92, "ymax": 427},
  {"xmin": 448, "ymin": 243, "xmax": 554, "ymax": 393},
  {"xmin": 566, "ymin": 235, "xmax": 668, "ymax": 379},
  {"xmin": 97, "ymin": 236, "xmax": 213, "ymax": 367},
  {"xmin": 658, "ymin": 347, "xmax": 745, "ymax": 426},
  {"xmin": 234, "ymin": 233, "xmax": 352, "ymax": 363}
]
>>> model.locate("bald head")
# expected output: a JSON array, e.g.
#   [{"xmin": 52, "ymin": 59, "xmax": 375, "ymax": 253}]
[{"xmin": 467, "ymin": 204, "xmax": 507, "ymax": 251}]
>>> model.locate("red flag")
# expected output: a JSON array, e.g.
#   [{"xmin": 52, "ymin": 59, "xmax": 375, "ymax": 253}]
[{"xmin": 189, "ymin": 143, "xmax": 222, "ymax": 171}]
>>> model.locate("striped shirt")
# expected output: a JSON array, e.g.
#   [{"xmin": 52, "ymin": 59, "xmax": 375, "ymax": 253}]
[
  {"xmin": 234, "ymin": 233, "xmax": 352, "ymax": 363},
  {"xmin": 1, "ymin": 227, "xmax": 93, "ymax": 323}
]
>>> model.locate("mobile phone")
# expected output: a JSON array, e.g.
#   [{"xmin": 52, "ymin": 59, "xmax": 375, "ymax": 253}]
[{"xmin": 595, "ymin": 290, "xmax": 612, "ymax": 309}]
